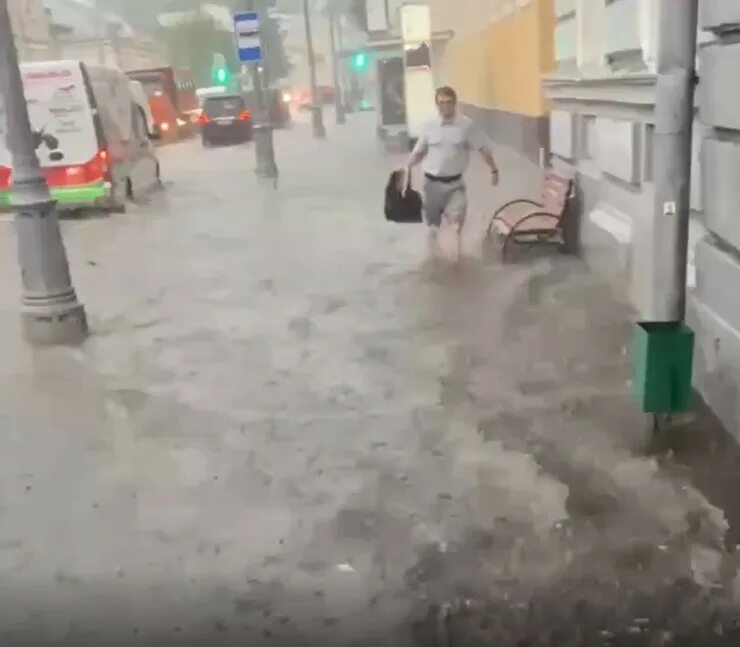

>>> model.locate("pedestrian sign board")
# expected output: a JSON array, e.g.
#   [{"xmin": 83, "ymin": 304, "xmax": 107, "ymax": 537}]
[{"xmin": 234, "ymin": 11, "xmax": 262, "ymax": 64}]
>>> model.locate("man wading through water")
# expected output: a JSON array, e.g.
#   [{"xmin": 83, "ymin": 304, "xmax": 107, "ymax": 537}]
[{"xmin": 405, "ymin": 86, "xmax": 499, "ymax": 261}]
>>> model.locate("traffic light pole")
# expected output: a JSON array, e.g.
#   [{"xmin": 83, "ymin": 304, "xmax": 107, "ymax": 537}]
[
  {"xmin": 328, "ymin": 3, "xmax": 346, "ymax": 125},
  {"xmin": 0, "ymin": 0, "xmax": 87, "ymax": 345},
  {"xmin": 303, "ymin": 0, "xmax": 326, "ymax": 139}
]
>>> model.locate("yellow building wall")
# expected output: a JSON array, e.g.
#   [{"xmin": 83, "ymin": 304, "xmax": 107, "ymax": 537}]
[{"xmin": 435, "ymin": 0, "xmax": 555, "ymax": 117}]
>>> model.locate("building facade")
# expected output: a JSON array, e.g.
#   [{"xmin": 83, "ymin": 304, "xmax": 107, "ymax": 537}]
[
  {"xmin": 427, "ymin": 0, "xmax": 556, "ymax": 163},
  {"xmin": 7, "ymin": 0, "xmax": 54, "ymax": 61},
  {"xmin": 545, "ymin": 0, "xmax": 671, "ymax": 316},
  {"xmin": 690, "ymin": 3, "xmax": 740, "ymax": 441},
  {"xmin": 545, "ymin": 0, "xmax": 740, "ymax": 441},
  {"xmin": 7, "ymin": 0, "xmax": 163, "ymax": 69}
]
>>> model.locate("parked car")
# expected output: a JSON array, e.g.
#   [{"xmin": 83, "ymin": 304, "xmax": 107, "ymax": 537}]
[
  {"xmin": 0, "ymin": 60, "xmax": 161, "ymax": 213},
  {"xmin": 267, "ymin": 89, "xmax": 292, "ymax": 128},
  {"xmin": 242, "ymin": 88, "xmax": 292, "ymax": 129},
  {"xmin": 294, "ymin": 86, "xmax": 336, "ymax": 111},
  {"xmin": 199, "ymin": 95, "xmax": 253, "ymax": 146}
]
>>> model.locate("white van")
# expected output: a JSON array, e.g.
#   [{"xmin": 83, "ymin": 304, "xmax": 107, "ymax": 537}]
[
  {"xmin": 129, "ymin": 79, "xmax": 156, "ymax": 138},
  {"xmin": 0, "ymin": 60, "xmax": 161, "ymax": 212}
]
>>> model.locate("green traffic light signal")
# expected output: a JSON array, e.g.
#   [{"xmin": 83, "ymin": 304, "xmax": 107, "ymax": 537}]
[
  {"xmin": 212, "ymin": 65, "xmax": 231, "ymax": 86},
  {"xmin": 352, "ymin": 52, "xmax": 367, "ymax": 70}
]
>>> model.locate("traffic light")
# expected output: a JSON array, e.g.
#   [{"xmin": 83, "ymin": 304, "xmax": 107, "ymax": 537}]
[
  {"xmin": 212, "ymin": 53, "xmax": 231, "ymax": 87},
  {"xmin": 352, "ymin": 52, "xmax": 368, "ymax": 70},
  {"xmin": 215, "ymin": 67, "xmax": 228, "ymax": 84}
]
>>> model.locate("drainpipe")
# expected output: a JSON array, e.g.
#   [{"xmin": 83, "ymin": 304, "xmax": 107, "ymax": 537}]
[
  {"xmin": 632, "ymin": 0, "xmax": 699, "ymax": 423},
  {"xmin": 650, "ymin": 0, "xmax": 698, "ymax": 322}
]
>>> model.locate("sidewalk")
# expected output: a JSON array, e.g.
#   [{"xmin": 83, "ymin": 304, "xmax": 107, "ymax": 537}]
[{"xmin": 0, "ymin": 115, "xmax": 738, "ymax": 645}]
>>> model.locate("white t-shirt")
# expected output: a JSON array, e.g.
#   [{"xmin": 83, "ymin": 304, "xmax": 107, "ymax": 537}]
[{"xmin": 413, "ymin": 114, "xmax": 490, "ymax": 177}]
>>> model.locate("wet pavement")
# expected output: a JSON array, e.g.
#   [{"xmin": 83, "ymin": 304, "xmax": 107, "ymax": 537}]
[{"xmin": 1, "ymin": 114, "xmax": 740, "ymax": 646}]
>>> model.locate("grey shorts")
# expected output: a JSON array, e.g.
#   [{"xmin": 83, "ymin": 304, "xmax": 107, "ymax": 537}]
[{"xmin": 423, "ymin": 177, "xmax": 467, "ymax": 228}]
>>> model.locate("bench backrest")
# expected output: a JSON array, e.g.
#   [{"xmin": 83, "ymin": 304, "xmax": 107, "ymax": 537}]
[{"xmin": 541, "ymin": 172, "xmax": 572, "ymax": 215}]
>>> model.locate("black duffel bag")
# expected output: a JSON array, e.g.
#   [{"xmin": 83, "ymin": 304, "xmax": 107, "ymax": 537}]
[{"xmin": 385, "ymin": 170, "xmax": 423, "ymax": 224}]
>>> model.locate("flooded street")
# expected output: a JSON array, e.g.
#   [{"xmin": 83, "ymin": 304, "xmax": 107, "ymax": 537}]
[{"xmin": 0, "ymin": 116, "xmax": 739, "ymax": 646}]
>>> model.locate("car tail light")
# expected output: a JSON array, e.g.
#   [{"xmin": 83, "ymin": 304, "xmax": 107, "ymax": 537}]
[
  {"xmin": 239, "ymin": 110, "xmax": 251, "ymax": 121},
  {"xmin": 198, "ymin": 113, "xmax": 211, "ymax": 125},
  {"xmin": 98, "ymin": 149, "xmax": 109, "ymax": 177}
]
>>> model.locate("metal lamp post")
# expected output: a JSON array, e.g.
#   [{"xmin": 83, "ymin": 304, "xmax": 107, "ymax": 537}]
[
  {"xmin": 0, "ymin": 0, "xmax": 87, "ymax": 345},
  {"xmin": 303, "ymin": 0, "xmax": 326, "ymax": 139},
  {"xmin": 328, "ymin": 2, "xmax": 346, "ymax": 125}
]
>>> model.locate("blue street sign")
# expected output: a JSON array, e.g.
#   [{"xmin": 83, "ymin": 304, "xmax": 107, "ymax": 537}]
[{"xmin": 234, "ymin": 11, "xmax": 262, "ymax": 64}]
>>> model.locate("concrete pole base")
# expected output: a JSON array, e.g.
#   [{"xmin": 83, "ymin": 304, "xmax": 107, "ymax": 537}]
[
  {"xmin": 311, "ymin": 106, "xmax": 326, "ymax": 139},
  {"xmin": 22, "ymin": 303, "xmax": 88, "ymax": 346},
  {"xmin": 253, "ymin": 125, "xmax": 279, "ymax": 180}
]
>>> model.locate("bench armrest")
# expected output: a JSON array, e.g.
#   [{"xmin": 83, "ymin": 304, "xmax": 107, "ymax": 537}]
[{"xmin": 493, "ymin": 198, "xmax": 543, "ymax": 219}]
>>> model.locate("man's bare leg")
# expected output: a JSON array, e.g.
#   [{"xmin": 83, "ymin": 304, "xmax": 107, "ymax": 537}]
[
  {"xmin": 427, "ymin": 226, "xmax": 440, "ymax": 256},
  {"xmin": 446, "ymin": 186, "xmax": 467, "ymax": 264},
  {"xmin": 452, "ymin": 224, "xmax": 463, "ymax": 264}
]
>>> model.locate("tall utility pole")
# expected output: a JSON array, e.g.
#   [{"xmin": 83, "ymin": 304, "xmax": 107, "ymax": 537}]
[
  {"xmin": 245, "ymin": 0, "xmax": 278, "ymax": 182},
  {"xmin": 303, "ymin": 0, "xmax": 326, "ymax": 139},
  {"xmin": 328, "ymin": 2, "xmax": 345, "ymax": 125},
  {"xmin": 650, "ymin": 0, "xmax": 699, "ymax": 321},
  {"xmin": 0, "ymin": 0, "xmax": 87, "ymax": 345}
]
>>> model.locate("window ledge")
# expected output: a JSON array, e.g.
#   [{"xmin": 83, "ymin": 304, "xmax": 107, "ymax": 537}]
[{"xmin": 543, "ymin": 72, "xmax": 658, "ymax": 107}]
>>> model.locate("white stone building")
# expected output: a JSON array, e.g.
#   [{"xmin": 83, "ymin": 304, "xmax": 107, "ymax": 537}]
[{"xmin": 545, "ymin": 0, "xmax": 740, "ymax": 441}]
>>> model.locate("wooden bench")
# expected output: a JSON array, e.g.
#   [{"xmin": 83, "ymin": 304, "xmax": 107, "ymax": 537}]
[{"xmin": 486, "ymin": 171, "xmax": 574, "ymax": 261}]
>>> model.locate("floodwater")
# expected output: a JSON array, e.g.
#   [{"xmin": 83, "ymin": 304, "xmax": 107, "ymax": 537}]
[{"xmin": 0, "ymin": 115, "xmax": 739, "ymax": 646}]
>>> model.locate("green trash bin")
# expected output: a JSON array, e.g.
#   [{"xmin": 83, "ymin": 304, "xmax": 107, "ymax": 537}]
[{"xmin": 632, "ymin": 321, "xmax": 695, "ymax": 414}]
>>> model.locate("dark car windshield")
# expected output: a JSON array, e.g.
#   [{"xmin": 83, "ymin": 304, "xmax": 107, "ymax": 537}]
[{"xmin": 203, "ymin": 97, "xmax": 245, "ymax": 117}]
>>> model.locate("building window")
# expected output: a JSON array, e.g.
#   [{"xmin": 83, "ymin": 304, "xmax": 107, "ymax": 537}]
[
  {"xmin": 604, "ymin": 0, "xmax": 646, "ymax": 72},
  {"xmin": 580, "ymin": 115, "xmax": 599, "ymax": 161},
  {"xmin": 643, "ymin": 123, "xmax": 654, "ymax": 183},
  {"xmin": 555, "ymin": 0, "xmax": 578, "ymax": 73},
  {"xmin": 561, "ymin": 0, "xmax": 658, "ymax": 76}
]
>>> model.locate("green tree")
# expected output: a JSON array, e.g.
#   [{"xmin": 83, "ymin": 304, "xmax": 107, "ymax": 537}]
[
  {"xmin": 96, "ymin": 0, "xmax": 291, "ymax": 85},
  {"xmin": 160, "ymin": 11, "xmax": 239, "ymax": 87}
]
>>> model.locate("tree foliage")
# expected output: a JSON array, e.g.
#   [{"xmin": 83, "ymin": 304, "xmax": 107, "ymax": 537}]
[
  {"xmin": 159, "ymin": 12, "xmax": 239, "ymax": 87},
  {"xmin": 95, "ymin": 0, "xmax": 291, "ymax": 85}
]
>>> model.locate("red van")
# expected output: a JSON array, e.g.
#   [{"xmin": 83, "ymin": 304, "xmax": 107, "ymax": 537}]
[{"xmin": 148, "ymin": 92, "xmax": 181, "ymax": 143}]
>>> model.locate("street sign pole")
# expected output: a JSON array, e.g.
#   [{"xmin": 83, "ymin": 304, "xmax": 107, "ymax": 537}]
[
  {"xmin": 0, "ymin": 0, "xmax": 87, "ymax": 345},
  {"xmin": 234, "ymin": 8, "xmax": 278, "ymax": 183},
  {"xmin": 303, "ymin": 0, "xmax": 326, "ymax": 139}
]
